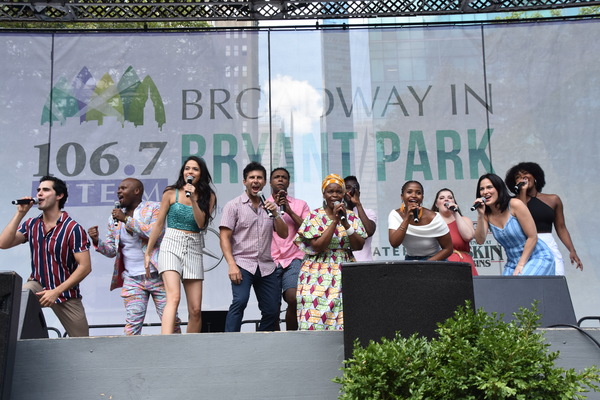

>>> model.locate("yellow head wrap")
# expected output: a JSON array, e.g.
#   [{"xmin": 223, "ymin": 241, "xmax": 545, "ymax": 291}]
[{"xmin": 321, "ymin": 174, "xmax": 346, "ymax": 193}]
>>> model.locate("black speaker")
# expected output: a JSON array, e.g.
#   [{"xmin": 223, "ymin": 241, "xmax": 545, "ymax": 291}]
[
  {"xmin": 472, "ymin": 276, "xmax": 576, "ymax": 327},
  {"xmin": 342, "ymin": 261, "xmax": 474, "ymax": 359},
  {"xmin": 18, "ymin": 290, "xmax": 48, "ymax": 339},
  {"xmin": 201, "ymin": 311, "xmax": 227, "ymax": 333},
  {"xmin": 0, "ymin": 271, "xmax": 23, "ymax": 400}
]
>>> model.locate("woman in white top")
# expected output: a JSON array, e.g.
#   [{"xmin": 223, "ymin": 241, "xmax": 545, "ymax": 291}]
[{"xmin": 388, "ymin": 181, "xmax": 453, "ymax": 261}]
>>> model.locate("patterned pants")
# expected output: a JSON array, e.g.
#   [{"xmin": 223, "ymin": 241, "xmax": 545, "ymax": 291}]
[{"xmin": 121, "ymin": 272, "xmax": 181, "ymax": 335}]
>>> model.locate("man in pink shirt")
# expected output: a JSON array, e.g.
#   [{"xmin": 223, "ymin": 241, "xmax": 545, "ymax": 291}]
[{"xmin": 269, "ymin": 167, "xmax": 310, "ymax": 330}]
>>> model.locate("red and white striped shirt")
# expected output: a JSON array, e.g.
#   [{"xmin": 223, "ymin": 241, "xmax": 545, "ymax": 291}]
[{"xmin": 19, "ymin": 211, "xmax": 90, "ymax": 303}]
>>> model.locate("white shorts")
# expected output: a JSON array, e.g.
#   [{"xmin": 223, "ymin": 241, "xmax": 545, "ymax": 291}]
[{"xmin": 158, "ymin": 228, "xmax": 205, "ymax": 280}]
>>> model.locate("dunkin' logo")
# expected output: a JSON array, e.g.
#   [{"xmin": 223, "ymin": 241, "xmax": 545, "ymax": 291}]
[{"xmin": 41, "ymin": 65, "xmax": 166, "ymax": 129}]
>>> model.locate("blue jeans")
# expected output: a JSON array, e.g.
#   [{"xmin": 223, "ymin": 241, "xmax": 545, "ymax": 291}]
[{"xmin": 225, "ymin": 267, "xmax": 281, "ymax": 332}]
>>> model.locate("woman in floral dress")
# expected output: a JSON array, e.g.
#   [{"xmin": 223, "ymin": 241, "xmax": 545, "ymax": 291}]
[{"xmin": 294, "ymin": 174, "xmax": 366, "ymax": 330}]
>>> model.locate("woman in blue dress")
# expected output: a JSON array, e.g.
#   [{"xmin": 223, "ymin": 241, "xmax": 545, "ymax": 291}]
[{"xmin": 473, "ymin": 173, "xmax": 555, "ymax": 276}]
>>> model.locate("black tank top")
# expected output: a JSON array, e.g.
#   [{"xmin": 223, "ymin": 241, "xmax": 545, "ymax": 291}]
[{"xmin": 527, "ymin": 196, "xmax": 554, "ymax": 233}]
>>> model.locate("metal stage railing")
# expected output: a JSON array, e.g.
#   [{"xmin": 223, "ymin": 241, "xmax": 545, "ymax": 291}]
[
  {"xmin": 47, "ymin": 318, "xmax": 281, "ymax": 337},
  {"xmin": 2, "ymin": 0, "xmax": 600, "ymax": 23}
]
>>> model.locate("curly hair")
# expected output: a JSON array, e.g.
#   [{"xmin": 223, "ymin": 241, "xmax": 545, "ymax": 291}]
[{"xmin": 505, "ymin": 162, "xmax": 546, "ymax": 194}]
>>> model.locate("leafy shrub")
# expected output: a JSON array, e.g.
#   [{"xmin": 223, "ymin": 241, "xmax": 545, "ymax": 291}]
[{"xmin": 335, "ymin": 302, "xmax": 600, "ymax": 399}]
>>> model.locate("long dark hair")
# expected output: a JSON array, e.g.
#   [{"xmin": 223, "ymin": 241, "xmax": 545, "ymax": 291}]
[
  {"xmin": 166, "ymin": 156, "xmax": 216, "ymax": 228},
  {"xmin": 431, "ymin": 187, "xmax": 462, "ymax": 215},
  {"xmin": 504, "ymin": 162, "xmax": 546, "ymax": 194},
  {"xmin": 476, "ymin": 173, "xmax": 511, "ymax": 214}
]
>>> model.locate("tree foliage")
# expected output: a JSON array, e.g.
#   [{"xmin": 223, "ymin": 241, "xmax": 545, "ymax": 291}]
[
  {"xmin": 335, "ymin": 302, "xmax": 600, "ymax": 400},
  {"xmin": 0, "ymin": 20, "xmax": 211, "ymax": 30}
]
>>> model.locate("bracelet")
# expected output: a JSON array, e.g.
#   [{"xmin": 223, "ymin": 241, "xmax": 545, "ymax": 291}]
[
  {"xmin": 345, "ymin": 226, "xmax": 355, "ymax": 236},
  {"xmin": 398, "ymin": 225, "xmax": 406, "ymax": 231}
]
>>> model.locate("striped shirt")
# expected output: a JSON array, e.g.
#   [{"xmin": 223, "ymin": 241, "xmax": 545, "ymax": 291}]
[
  {"xmin": 220, "ymin": 192, "xmax": 277, "ymax": 276},
  {"xmin": 18, "ymin": 211, "xmax": 90, "ymax": 303}
]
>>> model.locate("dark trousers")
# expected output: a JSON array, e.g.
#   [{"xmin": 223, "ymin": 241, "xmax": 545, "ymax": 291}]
[{"xmin": 225, "ymin": 267, "xmax": 281, "ymax": 332}]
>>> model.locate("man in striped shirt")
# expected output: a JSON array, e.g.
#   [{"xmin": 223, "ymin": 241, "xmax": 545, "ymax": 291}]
[{"xmin": 0, "ymin": 176, "xmax": 91, "ymax": 337}]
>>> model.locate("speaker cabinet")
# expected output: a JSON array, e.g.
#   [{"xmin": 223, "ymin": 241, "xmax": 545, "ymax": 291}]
[
  {"xmin": 0, "ymin": 271, "xmax": 23, "ymax": 400},
  {"xmin": 18, "ymin": 290, "xmax": 48, "ymax": 339},
  {"xmin": 341, "ymin": 261, "xmax": 474, "ymax": 359},
  {"xmin": 472, "ymin": 276, "xmax": 576, "ymax": 327}
]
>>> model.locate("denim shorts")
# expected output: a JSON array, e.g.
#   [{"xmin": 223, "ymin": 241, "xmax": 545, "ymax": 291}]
[{"xmin": 279, "ymin": 259, "xmax": 302, "ymax": 292}]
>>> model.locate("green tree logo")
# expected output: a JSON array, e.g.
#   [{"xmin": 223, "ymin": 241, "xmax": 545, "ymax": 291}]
[{"xmin": 41, "ymin": 65, "xmax": 166, "ymax": 129}]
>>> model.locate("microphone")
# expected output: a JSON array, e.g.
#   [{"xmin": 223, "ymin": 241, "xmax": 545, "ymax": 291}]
[
  {"xmin": 444, "ymin": 202, "xmax": 458, "ymax": 212},
  {"xmin": 278, "ymin": 191, "xmax": 286, "ymax": 215},
  {"xmin": 11, "ymin": 198, "xmax": 38, "ymax": 205},
  {"xmin": 333, "ymin": 201, "xmax": 346, "ymax": 221},
  {"xmin": 185, "ymin": 175, "xmax": 193, "ymax": 198},
  {"xmin": 470, "ymin": 197, "xmax": 486, "ymax": 211},
  {"xmin": 114, "ymin": 201, "xmax": 121, "ymax": 226},
  {"xmin": 514, "ymin": 181, "xmax": 526, "ymax": 192},
  {"xmin": 412, "ymin": 208, "xmax": 420, "ymax": 223},
  {"xmin": 257, "ymin": 191, "xmax": 274, "ymax": 218}
]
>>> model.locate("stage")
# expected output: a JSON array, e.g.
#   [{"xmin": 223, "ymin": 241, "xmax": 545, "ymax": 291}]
[
  {"xmin": 9, "ymin": 328, "xmax": 600, "ymax": 400},
  {"xmin": 5, "ymin": 265, "xmax": 600, "ymax": 399}
]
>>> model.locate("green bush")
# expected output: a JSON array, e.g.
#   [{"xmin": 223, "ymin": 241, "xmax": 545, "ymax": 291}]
[{"xmin": 335, "ymin": 302, "xmax": 600, "ymax": 399}]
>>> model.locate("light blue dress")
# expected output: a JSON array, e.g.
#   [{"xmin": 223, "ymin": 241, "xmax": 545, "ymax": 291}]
[{"xmin": 488, "ymin": 214, "xmax": 555, "ymax": 276}]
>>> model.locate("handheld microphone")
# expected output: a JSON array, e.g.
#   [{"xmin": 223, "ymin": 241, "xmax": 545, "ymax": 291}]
[
  {"xmin": 470, "ymin": 197, "xmax": 486, "ymax": 211},
  {"xmin": 514, "ymin": 181, "xmax": 526, "ymax": 192},
  {"xmin": 257, "ymin": 191, "xmax": 274, "ymax": 218},
  {"xmin": 114, "ymin": 201, "xmax": 121, "ymax": 226},
  {"xmin": 278, "ymin": 191, "xmax": 286, "ymax": 215},
  {"xmin": 444, "ymin": 202, "xmax": 458, "ymax": 212},
  {"xmin": 185, "ymin": 175, "xmax": 193, "ymax": 198},
  {"xmin": 412, "ymin": 208, "xmax": 420, "ymax": 223},
  {"xmin": 333, "ymin": 201, "xmax": 347, "ymax": 221},
  {"xmin": 11, "ymin": 198, "xmax": 38, "ymax": 205}
]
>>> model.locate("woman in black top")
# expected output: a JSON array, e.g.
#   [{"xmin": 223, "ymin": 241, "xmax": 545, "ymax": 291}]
[{"xmin": 505, "ymin": 162, "xmax": 583, "ymax": 274}]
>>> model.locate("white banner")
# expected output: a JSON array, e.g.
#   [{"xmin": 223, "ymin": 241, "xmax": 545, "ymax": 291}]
[{"xmin": 0, "ymin": 21, "xmax": 597, "ymax": 334}]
